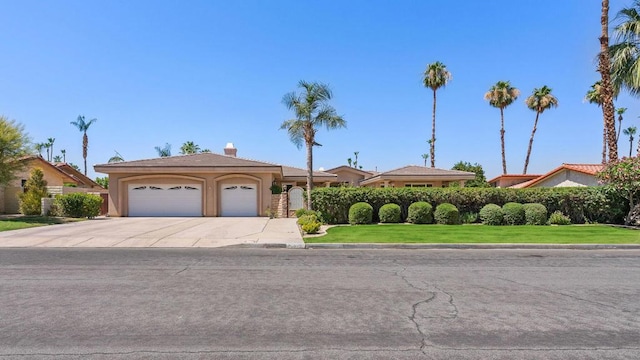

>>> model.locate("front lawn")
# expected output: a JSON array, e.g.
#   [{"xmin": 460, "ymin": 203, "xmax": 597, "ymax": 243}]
[
  {"xmin": 0, "ymin": 216, "xmax": 79, "ymax": 232},
  {"xmin": 306, "ymin": 224, "xmax": 640, "ymax": 244}
]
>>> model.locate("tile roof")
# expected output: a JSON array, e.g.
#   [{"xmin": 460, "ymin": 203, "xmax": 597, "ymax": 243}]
[
  {"xmin": 94, "ymin": 152, "xmax": 281, "ymax": 169},
  {"xmin": 376, "ymin": 165, "xmax": 476, "ymax": 177},
  {"xmin": 281, "ymin": 165, "xmax": 337, "ymax": 178},
  {"xmin": 487, "ymin": 174, "xmax": 543, "ymax": 184},
  {"xmin": 324, "ymin": 165, "xmax": 373, "ymax": 176},
  {"xmin": 513, "ymin": 163, "xmax": 604, "ymax": 188}
]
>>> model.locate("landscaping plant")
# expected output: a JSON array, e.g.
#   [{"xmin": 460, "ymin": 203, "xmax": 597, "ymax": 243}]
[
  {"xmin": 18, "ymin": 168, "xmax": 49, "ymax": 215},
  {"xmin": 348, "ymin": 202, "xmax": 373, "ymax": 225},
  {"xmin": 407, "ymin": 202, "xmax": 433, "ymax": 224},
  {"xmin": 479, "ymin": 204, "xmax": 504, "ymax": 225},
  {"xmin": 434, "ymin": 203, "xmax": 460, "ymax": 225},
  {"xmin": 548, "ymin": 211, "xmax": 572, "ymax": 225},
  {"xmin": 379, "ymin": 203, "xmax": 402, "ymax": 223},
  {"xmin": 523, "ymin": 203, "xmax": 548, "ymax": 225},
  {"xmin": 55, "ymin": 193, "xmax": 103, "ymax": 218},
  {"xmin": 502, "ymin": 202, "xmax": 525, "ymax": 225}
]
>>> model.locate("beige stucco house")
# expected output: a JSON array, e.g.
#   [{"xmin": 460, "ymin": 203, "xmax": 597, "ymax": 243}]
[{"xmin": 1, "ymin": 156, "xmax": 105, "ymax": 214}]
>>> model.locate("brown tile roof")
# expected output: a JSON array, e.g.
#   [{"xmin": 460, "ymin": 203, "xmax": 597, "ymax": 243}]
[
  {"xmin": 281, "ymin": 165, "xmax": 337, "ymax": 179},
  {"xmin": 54, "ymin": 163, "xmax": 103, "ymax": 188},
  {"xmin": 376, "ymin": 165, "xmax": 475, "ymax": 177},
  {"xmin": 94, "ymin": 152, "xmax": 282, "ymax": 169},
  {"xmin": 487, "ymin": 174, "xmax": 543, "ymax": 184},
  {"xmin": 324, "ymin": 165, "xmax": 373, "ymax": 176}
]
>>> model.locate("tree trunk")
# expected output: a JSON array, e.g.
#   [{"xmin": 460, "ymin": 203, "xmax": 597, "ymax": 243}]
[
  {"xmin": 630, "ymin": 136, "xmax": 634, "ymax": 157},
  {"xmin": 430, "ymin": 89, "xmax": 436, "ymax": 168},
  {"xmin": 500, "ymin": 107, "xmax": 507, "ymax": 174},
  {"xmin": 83, "ymin": 133, "xmax": 88, "ymax": 176},
  {"xmin": 600, "ymin": 0, "xmax": 619, "ymax": 161},
  {"xmin": 523, "ymin": 111, "xmax": 540, "ymax": 174},
  {"xmin": 306, "ymin": 139, "xmax": 314, "ymax": 210},
  {"xmin": 602, "ymin": 126, "xmax": 608, "ymax": 164}
]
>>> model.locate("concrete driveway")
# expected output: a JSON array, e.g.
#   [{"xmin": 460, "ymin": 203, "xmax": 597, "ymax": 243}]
[{"xmin": 0, "ymin": 217, "xmax": 303, "ymax": 248}]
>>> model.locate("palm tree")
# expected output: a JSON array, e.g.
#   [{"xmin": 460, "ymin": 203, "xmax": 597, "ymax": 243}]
[
  {"xmin": 347, "ymin": 158, "xmax": 352, "ymax": 167},
  {"xmin": 201, "ymin": 148, "xmax": 211, "ymax": 153},
  {"xmin": 34, "ymin": 143, "xmax": 44, "ymax": 157},
  {"xmin": 599, "ymin": 0, "xmax": 619, "ymax": 161},
  {"xmin": 47, "ymin": 137, "xmax": 55, "ymax": 162},
  {"xmin": 421, "ymin": 153, "xmax": 429, "ymax": 167},
  {"xmin": 623, "ymin": 126, "xmax": 637, "ymax": 156},
  {"xmin": 44, "ymin": 142, "xmax": 51, "ymax": 162},
  {"xmin": 70, "ymin": 115, "xmax": 97, "ymax": 175},
  {"xmin": 586, "ymin": 81, "xmax": 608, "ymax": 163},
  {"xmin": 60, "ymin": 149, "xmax": 66, "ymax": 163},
  {"xmin": 484, "ymin": 81, "xmax": 520, "ymax": 174},
  {"xmin": 108, "ymin": 151, "xmax": 125, "ymax": 163},
  {"xmin": 423, "ymin": 61, "xmax": 452, "ymax": 168},
  {"xmin": 155, "ymin": 143, "xmax": 172, "ymax": 157},
  {"xmin": 610, "ymin": 1, "xmax": 640, "ymax": 95},
  {"xmin": 53, "ymin": 155, "xmax": 62, "ymax": 163},
  {"xmin": 523, "ymin": 86, "xmax": 558, "ymax": 174},
  {"xmin": 280, "ymin": 80, "xmax": 346, "ymax": 210},
  {"xmin": 180, "ymin": 141, "xmax": 201, "ymax": 155},
  {"xmin": 353, "ymin": 151, "xmax": 359, "ymax": 169},
  {"xmin": 616, "ymin": 107, "xmax": 627, "ymax": 142}
]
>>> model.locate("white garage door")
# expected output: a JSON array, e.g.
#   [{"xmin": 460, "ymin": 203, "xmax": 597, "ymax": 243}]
[
  {"xmin": 221, "ymin": 184, "xmax": 257, "ymax": 216},
  {"xmin": 128, "ymin": 184, "xmax": 202, "ymax": 217}
]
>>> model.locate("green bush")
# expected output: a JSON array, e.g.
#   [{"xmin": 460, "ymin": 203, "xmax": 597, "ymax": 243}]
[
  {"xmin": 379, "ymin": 203, "xmax": 402, "ymax": 223},
  {"xmin": 524, "ymin": 203, "xmax": 548, "ymax": 225},
  {"xmin": 301, "ymin": 221, "xmax": 321, "ymax": 234},
  {"xmin": 295, "ymin": 208, "xmax": 315, "ymax": 218},
  {"xmin": 297, "ymin": 214, "xmax": 318, "ymax": 226},
  {"xmin": 434, "ymin": 203, "xmax": 460, "ymax": 225},
  {"xmin": 549, "ymin": 210, "xmax": 571, "ymax": 225},
  {"xmin": 18, "ymin": 168, "xmax": 49, "ymax": 215},
  {"xmin": 502, "ymin": 202, "xmax": 525, "ymax": 225},
  {"xmin": 55, "ymin": 193, "xmax": 103, "ymax": 218},
  {"xmin": 479, "ymin": 204, "xmax": 504, "ymax": 225},
  {"xmin": 460, "ymin": 212, "xmax": 478, "ymax": 224},
  {"xmin": 310, "ymin": 187, "xmax": 626, "ymax": 225},
  {"xmin": 348, "ymin": 202, "xmax": 373, "ymax": 225},
  {"xmin": 407, "ymin": 202, "xmax": 433, "ymax": 224}
]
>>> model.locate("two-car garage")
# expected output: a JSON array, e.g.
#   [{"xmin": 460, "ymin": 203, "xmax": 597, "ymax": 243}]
[{"xmin": 127, "ymin": 182, "xmax": 258, "ymax": 217}]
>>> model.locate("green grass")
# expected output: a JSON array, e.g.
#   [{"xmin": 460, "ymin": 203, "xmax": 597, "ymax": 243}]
[
  {"xmin": 0, "ymin": 216, "xmax": 79, "ymax": 232},
  {"xmin": 306, "ymin": 224, "xmax": 640, "ymax": 244}
]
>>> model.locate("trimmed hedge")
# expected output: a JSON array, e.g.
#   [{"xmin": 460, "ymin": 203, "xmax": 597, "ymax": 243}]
[
  {"xmin": 55, "ymin": 193, "xmax": 103, "ymax": 218},
  {"xmin": 379, "ymin": 203, "xmax": 402, "ymax": 223},
  {"xmin": 310, "ymin": 187, "xmax": 626, "ymax": 224},
  {"xmin": 434, "ymin": 203, "xmax": 460, "ymax": 225},
  {"xmin": 524, "ymin": 203, "xmax": 548, "ymax": 225},
  {"xmin": 407, "ymin": 202, "xmax": 433, "ymax": 224},
  {"xmin": 502, "ymin": 202, "xmax": 525, "ymax": 225},
  {"xmin": 479, "ymin": 204, "xmax": 504, "ymax": 225},
  {"xmin": 349, "ymin": 202, "xmax": 373, "ymax": 225}
]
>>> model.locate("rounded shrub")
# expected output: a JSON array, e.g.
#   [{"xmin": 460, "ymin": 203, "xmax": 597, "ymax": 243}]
[
  {"xmin": 55, "ymin": 193, "xmax": 103, "ymax": 218},
  {"xmin": 379, "ymin": 203, "xmax": 402, "ymax": 223},
  {"xmin": 297, "ymin": 214, "xmax": 318, "ymax": 226},
  {"xmin": 348, "ymin": 202, "xmax": 373, "ymax": 225},
  {"xmin": 407, "ymin": 202, "xmax": 433, "ymax": 224},
  {"xmin": 301, "ymin": 221, "xmax": 321, "ymax": 234},
  {"xmin": 549, "ymin": 210, "xmax": 571, "ymax": 225},
  {"xmin": 523, "ymin": 203, "xmax": 548, "ymax": 225},
  {"xmin": 479, "ymin": 204, "xmax": 504, "ymax": 225},
  {"xmin": 434, "ymin": 203, "xmax": 460, "ymax": 225},
  {"xmin": 502, "ymin": 202, "xmax": 525, "ymax": 225}
]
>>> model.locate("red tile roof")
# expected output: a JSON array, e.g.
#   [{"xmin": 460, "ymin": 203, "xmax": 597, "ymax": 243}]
[{"xmin": 514, "ymin": 163, "xmax": 604, "ymax": 189}]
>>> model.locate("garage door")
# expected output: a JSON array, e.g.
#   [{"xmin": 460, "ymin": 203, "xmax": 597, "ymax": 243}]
[
  {"xmin": 221, "ymin": 184, "xmax": 257, "ymax": 216},
  {"xmin": 128, "ymin": 184, "xmax": 202, "ymax": 216}
]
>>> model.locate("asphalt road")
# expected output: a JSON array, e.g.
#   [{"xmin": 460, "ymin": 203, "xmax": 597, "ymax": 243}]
[{"xmin": 0, "ymin": 249, "xmax": 638, "ymax": 359}]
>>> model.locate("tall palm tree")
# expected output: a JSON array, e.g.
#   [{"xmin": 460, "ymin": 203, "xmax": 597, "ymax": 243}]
[
  {"xmin": 108, "ymin": 151, "xmax": 125, "ymax": 163},
  {"xmin": 523, "ymin": 86, "xmax": 558, "ymax": 174},
  {"xmin": 623, "ymin": 126, "xmax": 637, "ymax": 157},
  {"xmin": 47, "ymin": 137, "xmax": 55, "ymax": 162},
  {"xmin": 60, "ymin": 149, "xmax": 66, "ymax": 163},
  {"xmin": 347, "ymin": 158, "xmax": 352, "ymax": 167},
  {"xmin": 353, "ymin": 151, "xmax": 359, "ymax": 169},
  {"xmin": 280, "ymin": 80, "xmax": 346, "ymax": 210},
  {"xmin": 155, "ymin": 143, "xmax": 172, "ymax": 157},
  {"xmin": 421, "ymin": 153, "xmax": 429, "ymax": 167},
  {"xmin": 44, "ymin": 142, "xmax": 51, "ymax": 162},
  {"xmin": 423, "ymin": 61, "xmax": 452, "ymax": 168},
  {"xmin": 180, "ymin": 141, "xmax": 201, "ymax": 155},
  {"xmin": 586, "ymin": 81, "xmax": 608, "ymax": 163},
  {"xmin": 70, "ymin": 115, "xmax": 97, "ymax": 175},
  {"xmin": 53, "ymin": 155, "xmax": 62, "ymax": 163},
  {"xmin": 484, "ymin": 81, "xmax": 520, "ymax": 174},
  {"xmin": 616, "ymin": 107, "xmax": 627, "ymax": 142},
  {"xmin": 599, "ymin": 0, "xmax": 619, "ymax": 161},
  {"xmin": 610, "ymin": 1, "xmax": 640, "ymax": 95},
  {"xmin": 34, "ymin": 143, "xmax": 44, "ymax": 157}
]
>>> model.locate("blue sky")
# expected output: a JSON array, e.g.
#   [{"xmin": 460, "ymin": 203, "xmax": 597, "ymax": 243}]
[{"xmin": 1, "ymin": 0, "xmax": 637, "ymax": 180}]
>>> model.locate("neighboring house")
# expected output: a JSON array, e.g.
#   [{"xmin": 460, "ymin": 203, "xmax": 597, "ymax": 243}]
[
  {"xmin": 488, "ymin": 164, "xmax": 604, "ymax": 189},
  {"xmin": 488, "ymin": 174, "xmax": 542, "ymax": 188},
  {"xmin": 0, "ymin": 156, "xmax": 106, "ymax": 214},
  {"xmin": 94, "ymin": 144, "xmax": 476, "ymax": 217}
]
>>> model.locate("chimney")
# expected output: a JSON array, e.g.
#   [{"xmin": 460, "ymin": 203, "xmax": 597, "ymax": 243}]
[{"xmin": 224, "ymin": 142, "xmax": 237, "ymax": 157}]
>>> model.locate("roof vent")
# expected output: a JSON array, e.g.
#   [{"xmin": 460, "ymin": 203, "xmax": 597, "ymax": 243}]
[{"xmin": 224, "ymin": 143, "xmax": 237, "ymax": 157}]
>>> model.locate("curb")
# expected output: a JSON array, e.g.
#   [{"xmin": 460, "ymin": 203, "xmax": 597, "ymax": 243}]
[{"xmin": 231, "ymin": 243, "xmax": 640, "ymax": 250}]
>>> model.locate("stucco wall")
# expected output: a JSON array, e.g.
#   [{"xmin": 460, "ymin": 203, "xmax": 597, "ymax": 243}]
[
  {"xmin": 106, "ymin": 172, "xmax": 275, "ymax": 217},
  {"xmin": 331, "ymin": 169, "xmax": 366, "ymax": 187},
  {"xmin": 533, "ymin": 170, "xmax": 598, "ymax": 188}
]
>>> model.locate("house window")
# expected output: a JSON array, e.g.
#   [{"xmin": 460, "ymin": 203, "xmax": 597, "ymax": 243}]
[{"xmin": 21, "ymin": 179, "xmax": 27, "ymax": 187}]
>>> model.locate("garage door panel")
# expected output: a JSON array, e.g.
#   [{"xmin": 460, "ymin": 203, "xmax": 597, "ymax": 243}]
[
  {"xmin": 128, "ymin": 184, "xmax": 202, "ymax": 217},
  {"xmin": 221, "ymin": 184, "xmax": 257, "ymax": 216}
]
